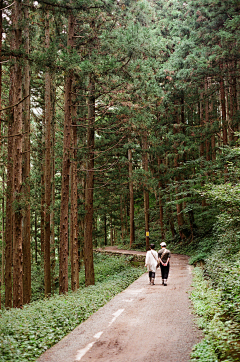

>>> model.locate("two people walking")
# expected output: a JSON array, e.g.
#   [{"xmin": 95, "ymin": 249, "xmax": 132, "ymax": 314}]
[{"xmin": 145, "ymin": 242, "xmax": 171, "ymax": 286}]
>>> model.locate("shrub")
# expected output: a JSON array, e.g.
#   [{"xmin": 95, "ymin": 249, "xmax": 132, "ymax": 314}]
[{"xmin": 190, "ymin": 267, "xmax": 240, "ymax": 362}]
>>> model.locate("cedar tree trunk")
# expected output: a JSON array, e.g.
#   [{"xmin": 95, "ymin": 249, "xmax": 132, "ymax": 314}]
[{"xmin": 84, "ymin": 75, "xmax": 95, "ymax": 287}]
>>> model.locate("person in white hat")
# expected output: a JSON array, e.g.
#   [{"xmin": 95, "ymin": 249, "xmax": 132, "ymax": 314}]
[{"xmin": 158, "ymin": 242, "xmax": 171, "ymax": 286}]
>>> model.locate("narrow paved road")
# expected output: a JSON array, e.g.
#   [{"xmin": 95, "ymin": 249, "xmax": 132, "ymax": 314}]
[{"xmin": 37, "ymin": 253, "xmax": 202, "ymax": 362}]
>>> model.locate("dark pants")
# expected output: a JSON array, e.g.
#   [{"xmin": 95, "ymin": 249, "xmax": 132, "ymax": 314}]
[
  {"xmin": 160, "ymin": 263, "xmax": 170, "ymax": 280},
  {"xmin": 149, "ymin": 271, "xmax": 155, "ymax": 279}
]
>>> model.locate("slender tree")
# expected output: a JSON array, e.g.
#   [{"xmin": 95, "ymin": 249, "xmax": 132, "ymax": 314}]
[
  {"xmin": 128, "ymin": 145, "xmax": 134, "ymax": 248},
  {"xmin": 84, "ymin": 74, "xmax": 95, "ymax": 286},
  {"xmin": 59, "ymin": 10, "xmax": 74, "ymax": 294},
  {"xmin": 44, "ymin": 9, "xmax": 52, "ymax": 296},
  {"xmin": 142, "ymin": 130, "xmax": 149, "ymax": 250},
  {"xmin": 70, "ymin": 82, "xmax": 79, "ymax": 291},
  {"xmin": 22, "ymin": 0, "xmax": 31, "ymax": 304},
  {"xmin": 12, "ymin": 0, "xmax": 23, "ymax": 309}
]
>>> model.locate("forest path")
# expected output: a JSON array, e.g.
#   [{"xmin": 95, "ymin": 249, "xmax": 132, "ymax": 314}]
[{"xmin": 37, "ymin": 250, "xmax": 202, "ymax": 362}]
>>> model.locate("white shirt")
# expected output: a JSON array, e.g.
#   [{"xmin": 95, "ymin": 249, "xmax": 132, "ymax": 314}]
[{"xmin": 145, "ymin": 249, "xmax": 158, "ymax": 272}]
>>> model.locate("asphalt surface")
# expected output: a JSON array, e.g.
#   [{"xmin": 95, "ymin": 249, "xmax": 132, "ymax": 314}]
[{"xmin": 37, "ymin": 253, "xmax": 202, "ymax": 362}]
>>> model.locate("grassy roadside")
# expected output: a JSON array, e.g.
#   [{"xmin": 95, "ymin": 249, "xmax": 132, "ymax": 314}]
[
  {"xmin": 0, "ymin": 254, "xmax": 145, "ymax": 362},
  {"xmin": 190, "ymin": 266, "xmax": 240, "ymax": 362},
  {"xmin": 168, "ymin": 232, "xmax": 240, "ymax": 362}
]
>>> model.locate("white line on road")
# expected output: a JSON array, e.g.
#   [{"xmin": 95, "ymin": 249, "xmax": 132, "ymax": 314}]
[
  {"xmin": 94, "ymin": 331, "xmax": 103, "ymax": 339},
  {"xmin": 122, "ymin": 298, "xmax": 134, "ymax": 302},
  {"xmin": 75, "ymin": 332, "xmax": 103, "ymax": 361},
  {"xmin": 75, "ymin": 341, "xmax": 95, "ymax": 361},
  {"xmin": 75, "ymin": 309, "xmax": 124, "ymax": 361},
  {"xmin": 108, "ymin": 308, "xmax": 124, "ymax": 326},
  {"xmin": 126, "ymin": 288, "xmax": 144, "ymax": 295}
]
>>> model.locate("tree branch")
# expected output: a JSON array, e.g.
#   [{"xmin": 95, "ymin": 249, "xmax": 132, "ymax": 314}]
[
  {"xmin": 37, "ymin": 0, "xmax": 103, "ymax": 11},
  {"xmin": 0, "ymin": 94, "xmax": 30, "ymax": 112}
]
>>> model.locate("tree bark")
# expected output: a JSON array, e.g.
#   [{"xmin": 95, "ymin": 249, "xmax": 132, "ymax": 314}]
[
  {"xmin": 110, "ymin": 214, "xmax": 113, "ymax": 246},
  {"xmin": 205, "ymin": 78, "xmax": 210, "ymax": 162},
  {"xmin": 22, "ymin": 0, "xmax": 31, "ymax": 304},
  {"xmin": 59, "ymin": 11, "xmax": 75, "ymax": 294},
  {"xmin": 104, "ymin": 214, "xmax": 107, "ymax": 246},
  {"xmin": 229, "ymin": 61, "xmax": 238, "ymax": 142},
  {"xmin": 199, "ymin": 92, "xmax": 207, "ymax": 206},
  {"xmin": 70, "ymin": 82, "xmax": 79, "ymax": 292},
  {"xmin": 120, "ymin": 194, "xmax": 124, "ymax": 241},
  {"xmin": 142, "ymin": 131, "xmax": 149, "ymax": 251},
  {"xmin": 35, "ymin": 211, "xmax": 38, "ymax": 264},
  {"xmin": 84, "ymin": 75, "xmax": 95, "ymax": 286},
  {"xmin": 12, "ymin": 0, "xmax": 23, "ymax": 308},
  {"xmin": 5, "ymin": 14, "xmax": 14, "ymax": 309},
  {"xmin": 220, "ymin": 64, "xmax": 228, "ymax": 146},
  {"xmin": 128, "ymin": 147, "xmax": 134, "ymax": 248},
  {"xmin": 173, "ymin": 107, "xmax": 185, "ymax": 239},
  {"xmin": 199, "ymin": 92, "xmax": 204, "ymax": 158},
  {"xmin": 157, "ymin": 157, "xmax": 165, "ymax": 240},
  {"xmin": 50, "ymin": 80, "xmax": 56, "ymax": 294},
  {"xmin": 209, "ymin": 79, "xmax": 216, "ymax": 162},
  {"xmin": 219, "ymin": 64, "xmax": 228, "ymax": 181},
  {"xmin": 0, "ymin": 0, "xmax": 2, "ymax": 309},
  {"xmin": 40, "ymin": 135, "xmax": 45, "ymax": 256},
  {"xmin": 44, "ymin": 10, "xmax": 52, "ymax": 296}
]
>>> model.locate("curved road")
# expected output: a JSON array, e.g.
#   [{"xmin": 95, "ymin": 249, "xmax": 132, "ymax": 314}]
[{"xmin": 37, "ymin": 252, "xmax": 202, "ymax": 362}]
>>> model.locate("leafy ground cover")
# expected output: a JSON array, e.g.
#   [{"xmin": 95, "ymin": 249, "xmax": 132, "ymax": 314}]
[
  {"xmin": 190, "ymin": 266, "xmax": 240, "ymax": 362},
  {"xmin": 29, "ymin": 252, "xmax": 140, "ymax": 302},
  {"xmin": 0, "ymin": 254, "xmax": 144, "ymax": 362},
  {"xmin": 167, "ymin": 172, "xmax": 240, "ymax": 362},
  {"xmin": 169, "ymin": 209, "xmax": 240, "ymax": 362}
]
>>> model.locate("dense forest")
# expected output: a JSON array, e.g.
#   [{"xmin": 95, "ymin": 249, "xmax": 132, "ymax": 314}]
[{"xmin": 0, "ymin": 0, "xmax": 240, "ymax": 360}]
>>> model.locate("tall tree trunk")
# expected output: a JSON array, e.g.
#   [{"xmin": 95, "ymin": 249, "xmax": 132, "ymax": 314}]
[
  {"xmin": 157, "ymin": 157, "xmax": 165, "ymax": 240},
  {"xmin": 50, "ymin": 81, "xmax": 56, "ymax": 294},
  {"xmin": 219, "ymin": 64, "xmax": 228, "ymax": 181},
  {"xmin": 232, "ymin": 61, "xmax": 238, "ymax": 140},
  {"xmin": 1, "ymin": 176, "xmax": 4, "ymax": 309},
  {"xmin": 199, "ymin": 92, "xmax": 207, "ymax": 206},
  {"xmin": 78, "ymin": 163, "xmax": 85, "ymax": 270},
  {"xmin": 199, "ymin": 93, "xmax": 205, "ymax": 158},
  {"xmin": 220, "ymin": 64, "xmax": 228, "ymax": 146},
  {"xmin": 209, "ymin": 79, "xmax": 216, "ymax": 162},
  {"xmin": 128, "ymin": 147, "xmax": 134, "ymax": 248},
  {"xmin": 22, "ymin": 0, "xmax": 31, "ymax": 304},
  {"xmin": 44, "ymin": 10, "xmax": 52, "ymax": 296},
  {"xmin": 110, "ymin": 214, "xmax": 113, "ymax": 246},
  {"xmin": 104, "ymin": 214, "xmax": 107, "ymax": 245},
  {"xmin": 173, "ymin": 108, "xmax": 185, "ymax": 239},
  {"xmin": 70, "ymin": 83, "xmax": 79, "ymax": 292},
  {"xmin": 164, "ymin": 146, "xmax": 176, "ymax": 238},
  {"xmin": 120, "ymin": 194, "xmax": 124, "ymax": 241},
  {"xmin": 5, "ymin": 68, "xmax": 14, "ymax": 308},
  {"xmin": 59, "ymin": 11, "xmax": 75, "ymax": 294},
  {"xmin": 229, "ymin": 61, "xmax": 238, "ymax": 142},
  {"xmin": 205, "ymin": 78, "xmax": 210, "ymax": 162},
  {"xmin": 0, "ymin": 0, "xmax": 2, "ymax": 309},
  {"xmin": 84, "ymin": 75, "xmax": 95, "ymax": 286},
  {"xmin": 40, "ymin": 138, "xmax": 45, "ymax": 256},
  {"xmin": 12, "ymin": 0, "xmax": 23, "ymax": 308},
  {"xmin": 35, "ymin": 211, "xmax": 38, "ymax": 264},
  {"xmin": 142, "ymin": 131, "xmax": 149, "ymax": 251}
]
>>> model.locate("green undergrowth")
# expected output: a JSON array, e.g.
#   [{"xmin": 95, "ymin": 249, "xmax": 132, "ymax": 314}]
[
  {"xmin": 167, "ymin": 202, "xmax": 240, "ymax": 361},
  {"xmin": 190, "ymin": 263, "xmax": 240, "ymax": 362},
  {"xmin": 0, "ymin": 255, "xmax": 144, "ymax": 362},
  {"xmin": 167, "ymin": 234, "xmax": 216, "ymax": 265},
  {"xmin": 29, "ymin": 252, "xmax": 139, "ymax": 302},
  {"xmin": 79, "ymin": 253, "xmax": 131, "ymax": 285}
]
